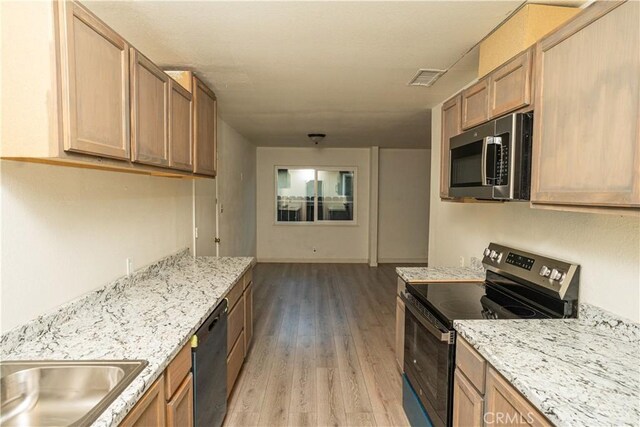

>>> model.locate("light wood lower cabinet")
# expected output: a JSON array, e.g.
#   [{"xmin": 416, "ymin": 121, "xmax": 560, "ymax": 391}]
[
  {"xmin": 120, "ymin": 375, "xmax": 166, "ymax": 427},
  {"xmin": 227, "ymin": 330, "xmax": 245, "ymax": 398},
  {"xmin": 453, "ymin": 337, "xmax": 551, "ymax": 427},
  {"xmin": 485, "ymin": 368, "xmax": 550, "ymax": 427},
  {"xmin": 244, "ymin": 281, "xmax": 254, "ymax": 354},
  {"xmin": 531, "ymin": 1, "xmax": 640, "ymax": 213},
  {"xmin": 227, "ymin": 295, "xmax": 245, "ymax": 353},
  {"xmin": 395, "ymin": 295, "xmax": 405, "ymax": 372},
  {"xmin": 453, "ymin": 370, "xmax": 484, "ymax": 427},
  {"xmin": 166, "ymin": 373, "xmax": 194, "ymax": 427}
]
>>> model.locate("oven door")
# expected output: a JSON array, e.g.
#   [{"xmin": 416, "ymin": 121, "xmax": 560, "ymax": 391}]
[{"xmin": 402, "ymin": 294, "xmax": 455, "ymax": 427}]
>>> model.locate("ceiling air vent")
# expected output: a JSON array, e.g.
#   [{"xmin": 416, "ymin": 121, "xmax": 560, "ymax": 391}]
[{"xmin": 408, "ymin": 69, "xmax": 446, "ymax": 87}]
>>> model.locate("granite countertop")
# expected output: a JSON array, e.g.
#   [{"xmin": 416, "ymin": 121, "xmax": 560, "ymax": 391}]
[
  {"xmin": 454, "ymin": 305, "xmax": 640, "ymax": 426},
  {"xmin": 0, "ymin": 250, "xmax": 254, "ymax": 427},
  {"xmin": 396, "ymin": 263, "xmax": 485, "ymax": 283}
]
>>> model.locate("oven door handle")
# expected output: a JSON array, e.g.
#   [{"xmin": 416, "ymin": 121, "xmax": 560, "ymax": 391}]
[{"xmin": 401, "ymin": 293, "xmax": 453, "ymax": 344}]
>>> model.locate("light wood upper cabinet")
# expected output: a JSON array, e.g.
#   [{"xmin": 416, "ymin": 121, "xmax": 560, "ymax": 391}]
[
  {"xmin": 130, "ymin": 49, "xmax": 169, "ymax": 167},
  {"xmin": 489, "ymin": 48, "xmax": 533, "ymax": 119},
  {"xmin": 120, "ymin": 375, "xmax": 166, "ymax": 427},
  {"xmin": 531, "ymin": 1, "xmax": 640, "ymax": 211},
  {"xmin": 485, "ymin": 368, "xmax": 551, "ymax": 427},
  {"xmin": 461, "ymin": 79, "xmax": 489, "ymax": 130},
  {"xmin": 440, "ymin": 94, "xmax": 462, "ymax": 199},
  {"xmin": 169, "ymin": 81, "xmax": 194, "ymax": 171},
  {"xmin": 453, "ymin": 370, "xmax": 484, "ymax": 427},
  {"xmin": 58, "ymin": 1, "xmax": 130, "ymax": 160},
  {"xmin": 193, "ymin": 76, "xmax": 218, "ymax": 177}
]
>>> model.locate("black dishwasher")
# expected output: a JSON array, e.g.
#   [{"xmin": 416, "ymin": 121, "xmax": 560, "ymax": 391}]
[{"xmin": 192, "ymin": 299, "xmax": 228, "ymax": 427}]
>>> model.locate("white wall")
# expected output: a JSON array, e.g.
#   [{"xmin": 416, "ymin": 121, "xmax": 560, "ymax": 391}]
[
  {"xmin": 217, "ymin": 119, "xmax": 257, "ymax": 257},
  {"xmin": 256, "ymin": 147, "xmax": 370, "ymax": 262},
  {"xmin": 0, "ymin": 161, "xmax": 193, "ymax": 333},
  {"xmin": 429, "ymin": 104, "xmax": 640, "ymax": 322},
  {"xmin": 378, "ymin": 148, "xmax": 430, "ymax": 263}
]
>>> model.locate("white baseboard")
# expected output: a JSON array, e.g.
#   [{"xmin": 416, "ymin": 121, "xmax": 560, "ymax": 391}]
[
  {"xmin": 257, "ymin": 257, "xmax": 369, "ymax": 264},
  {"xmin": 377, "ymin": 257, "xmax": 428, "ymax": 264}
]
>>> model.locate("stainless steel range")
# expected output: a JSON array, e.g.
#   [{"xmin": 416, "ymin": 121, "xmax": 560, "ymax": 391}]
[{"xmin": 401, "ymin": 243, "xmax": 580, "ymax": 427}]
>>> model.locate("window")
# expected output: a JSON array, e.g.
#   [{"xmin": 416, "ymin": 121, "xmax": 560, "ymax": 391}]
[{"xmin": 276, "ymin": 167, "xmax": 356, "ymax": 223}]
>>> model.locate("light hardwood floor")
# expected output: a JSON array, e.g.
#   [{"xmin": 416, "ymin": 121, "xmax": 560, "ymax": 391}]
[{"xmin": 224, "ymin": 263, "xmax": 413, "ymax": 427}]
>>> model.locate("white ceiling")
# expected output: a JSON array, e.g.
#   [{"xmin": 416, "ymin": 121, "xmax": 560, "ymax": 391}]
[{"xmin": 85, "ymin": 1, "xmax": 525, "ymax": 148}]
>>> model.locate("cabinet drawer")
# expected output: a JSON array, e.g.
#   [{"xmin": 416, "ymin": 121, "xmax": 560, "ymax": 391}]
[
  {"xmin": 227, "ymin": 330, "xmax": 245, "ymax": 397},
  {"xmin": 166, "ymin": 373, "xmax": 194, "ymax": 427},
  {"xmin": 165, "ymin": 341, "xmax": 192, "ymax": 400},
  {"xmin": 243, "ymin": 268, "xmax": 253, "ymax": 290},
  {"xmin": 456, "ymin": 337, "xmax": 486, "ymax": 393},
  {"xmin": 226, "ymin": 280, "xmax": 243, "ymax": 312},
  {"xmin": 461, "ymin": 79, "xmax": 489, "ymax": 130},
  {"xmin": 489, "ymin": 48, "xmax": 533, "ymax": 119},
  {"xmin": 227, "ymin": 298, "xmax": 244, "ymax": 355}
]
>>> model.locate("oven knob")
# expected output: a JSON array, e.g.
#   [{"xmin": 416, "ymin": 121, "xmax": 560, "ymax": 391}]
[
  {"xmin": 539, "ymin": 266, "xmax": 551, "ymax": 277},
  {"xmin": 550, "ymin": 268, "xmax": 563, "ymax": 281},
  {"xmin": 483, "ymin": 248, "xmax": 491, "ymax": 257},
  {"xmin": 489, "ymin": 250, "xmax": 498, "ymax": 260},
  {"xmin": 496, "ymin": 252, "xmax": 503, "ymax": 263}
]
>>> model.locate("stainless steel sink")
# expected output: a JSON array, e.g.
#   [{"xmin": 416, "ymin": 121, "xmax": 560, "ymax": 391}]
[{"xmin": 0, "ymin": 360, "xmax": 147, "ymax": 427}]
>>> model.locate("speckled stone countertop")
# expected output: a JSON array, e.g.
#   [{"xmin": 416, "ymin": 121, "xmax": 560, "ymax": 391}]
[
  {"xmin": 454, "ymin": 304, "xmax": 640, "ymax": 426},
  {"xmin": 0, "ymin": 250, "xmax": 255, "ymax": 427},
  {"xmin": 396, "ymin": 261, "xmax": 485, "ymax": 283}
]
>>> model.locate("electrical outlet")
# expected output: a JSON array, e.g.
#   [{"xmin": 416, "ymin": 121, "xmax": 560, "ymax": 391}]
[
  {"xmin": 459, "ymin": 256, "xmax": 465, "ymax": 267},
  {"xmin": 195, "ymin": 227, "xmax": 199, "ymax": 239},
  {"xmin": 126, "ymin": 258, "xmax": 133, "ymax": 276}
]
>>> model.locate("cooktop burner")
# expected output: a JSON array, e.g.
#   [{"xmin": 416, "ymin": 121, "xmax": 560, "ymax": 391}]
[{"xmin": 406, "ymin": 273, "xmax": 555, "ymax": 327}]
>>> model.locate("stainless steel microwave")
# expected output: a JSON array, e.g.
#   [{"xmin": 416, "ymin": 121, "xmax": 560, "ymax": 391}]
[{"xmin": 449, "ymin": 112, "xmax": 533, "ymax": 200}]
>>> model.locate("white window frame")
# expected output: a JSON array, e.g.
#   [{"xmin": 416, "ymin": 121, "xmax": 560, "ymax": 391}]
[{"xmin": 274, "ymin": 166, "xmax": 358, "ymax": 226}]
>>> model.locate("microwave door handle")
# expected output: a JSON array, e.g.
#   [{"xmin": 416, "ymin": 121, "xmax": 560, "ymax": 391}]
[{"xmin": 481, "ymin": 136, "xmax": 493, "ymax": 185}]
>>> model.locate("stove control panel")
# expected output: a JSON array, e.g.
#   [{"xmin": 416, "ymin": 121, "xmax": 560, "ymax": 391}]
[{"xmin": 482, "ymin": 242, "xmax": 580, "ymax": 302}]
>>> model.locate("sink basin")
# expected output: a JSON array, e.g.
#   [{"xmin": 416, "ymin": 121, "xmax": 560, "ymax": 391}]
[{"xmin": 0, "ymin": 360, "xmax": 147, "ymax": 426}]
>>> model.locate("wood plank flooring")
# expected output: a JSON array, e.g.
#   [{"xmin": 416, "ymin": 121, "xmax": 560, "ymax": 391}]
[{"xmin": 224, "ymin": 263, "xmax": 412, "ymax": 427}]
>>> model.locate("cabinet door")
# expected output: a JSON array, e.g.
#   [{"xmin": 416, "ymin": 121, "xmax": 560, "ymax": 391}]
[
  {"xmin": 120, "ymin": 375, "xmax": 166, "ymax": 427},
  {"xmin": 167, "ymin": 373, "xmax": 194, "ymax": 427},
  {"xmin": 440, "ymin": 94, "xmax": 462, "ymax": 199},
  {"xmin": 227, "ymin": 295, "xmax": 245, "ymax": 356},
  {"xmin": 452, "ymin": 370, "xmax": 483, "ymax": 427},
  {"xmin": 395, "ymin": 296, "xmax": 405, "ymax": 372},
  {"xmin": 169, "ymin": 80, "xmax": 193, "ymax": 171},
  {"xmin": 489, "ymin": 48, "xmax": 533, "ymax": 119},
  {"xmin": 461, "ymin": 79, "xmax": 489, "ymax": 130},
  {"xmin": 485, "ymin": 368, "xmax": 550, "ymax": 427},
  {"xmin": 130, "ymin": 49, "xmax": 169, "ymax": 166},
  {"xmin": 193, "ymin": 76, "xmax": 217, "ymax": 176},
  {"xmin": 227, "ymin": 330, "xmax": 245, "ymax": 397},
  {"xmin": 244, "ymin": 281, "xmax": 253, "ymax": 355},
  {"xmin": 531, "ymin": 1, "xmax": 640, "ymax": 209},
  {"xmin": 58, "ymin": 1, "xmax": 130, "ymax": 159}
]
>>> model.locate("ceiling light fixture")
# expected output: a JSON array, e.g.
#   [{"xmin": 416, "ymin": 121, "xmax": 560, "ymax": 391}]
[{"xmin": 308, "ymin": 133, "xmax": 326, "ymax": 145}]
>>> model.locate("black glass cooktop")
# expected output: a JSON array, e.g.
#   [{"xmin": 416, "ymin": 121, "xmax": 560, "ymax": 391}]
[{"xmin": 405, "ymin": 272, "xmax": 561, "ymax": 327}]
